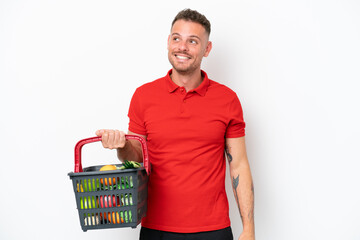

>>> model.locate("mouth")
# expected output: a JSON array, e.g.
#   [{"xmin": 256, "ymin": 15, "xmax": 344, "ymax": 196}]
[{"xmin": 174, "ymin": 53, "xmax": 191, "ymax": 60}]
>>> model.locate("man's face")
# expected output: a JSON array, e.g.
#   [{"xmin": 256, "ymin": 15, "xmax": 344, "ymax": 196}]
[{"xmin": 167, "ymin": 20, "xmax": 212, "ymax": 75}]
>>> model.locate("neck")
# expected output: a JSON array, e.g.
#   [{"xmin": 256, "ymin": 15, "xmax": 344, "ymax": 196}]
[{"xmin": 170, "ymin": 69, "xmax": 203, "ymax": 92}]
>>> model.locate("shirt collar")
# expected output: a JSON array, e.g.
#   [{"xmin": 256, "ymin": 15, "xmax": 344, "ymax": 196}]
[{"xmin": 165, "ymin": 69, "xmax": 210, "ymax": 97}]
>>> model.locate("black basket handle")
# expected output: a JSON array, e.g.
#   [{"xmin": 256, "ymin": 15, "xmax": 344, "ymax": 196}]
[{"xmin": 74, "ymin": 135, "xmax": 150, "ymax": 175}]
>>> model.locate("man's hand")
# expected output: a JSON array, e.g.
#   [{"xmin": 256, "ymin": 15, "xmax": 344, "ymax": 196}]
[
  {"xmin": 95, "ymin": 129, "xmax": 127, "ymax": 149},
  {"xmin": 96, "ymin": 129, "xmax": 145, "ymax": 163}
]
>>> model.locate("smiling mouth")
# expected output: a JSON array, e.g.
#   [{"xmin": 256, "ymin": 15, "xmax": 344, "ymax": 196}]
[{"xmin": 175, "ymin": 54, "xmax": 191, "ymax": 60}]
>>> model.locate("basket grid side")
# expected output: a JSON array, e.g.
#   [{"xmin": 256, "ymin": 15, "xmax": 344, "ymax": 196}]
[{"xmin": 69, "ymin": 169, "xmax": 147, "ymax": 231}]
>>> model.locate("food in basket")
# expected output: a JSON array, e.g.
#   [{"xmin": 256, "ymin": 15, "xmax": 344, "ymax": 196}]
[
  {"xmin": 100, "ymin": 165, "xmax": 117, "ymax": 171},
  {"xmin": 77, "ymin": 183, "xmax": 84, "ymax": 192},
  {"xmin": 120, "ymin": 193, "xmax": 133, "ymax": 206},
  {"xmin": 109, "ymin": 212, "xmax": 124, "ymax": 224},
  {"xmin": 118, "ymin": 160, "xmax": 141, "ymax": 169},
  {"xmin": 99, "ymin": 195, "xmax": 120, "ymax": 208},
  {"xmin": 102, "ymin": 212, "xmax": 124, "ymax": 224},
  {"xmin": 119, "ymin": 211, "xmax": 133, "ymax": 223},
  {"xmin": 77, "ymin": 179, "xmax": 99, "ymax": 192},
  {"xmin": 100, "ymin": 165, "xmax": 117, "ymax": 186},
  {"xmin": 84, "ymin": 215, "xmax": 100, "ymax": 226},
  {"xmin": 117, "ymin": 176, "xmax": 134, "ymax": 189},
  {"xmin": 80, "ymin": 196, "xmax": 97, "ymax": 209},
  {"xmin": 101, "ymin": 177, "xmax": 116, "ymax": 186}
]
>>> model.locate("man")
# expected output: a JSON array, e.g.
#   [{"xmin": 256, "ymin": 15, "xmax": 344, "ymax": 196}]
[{"xmin": 96, "ymin": 9, "xmax": 255, "ymax": 240}]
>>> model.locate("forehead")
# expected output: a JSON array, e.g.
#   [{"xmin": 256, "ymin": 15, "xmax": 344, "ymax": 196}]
[{"xmin": 171, "ymin": 19, "xmax": 207, "ymax": 38}]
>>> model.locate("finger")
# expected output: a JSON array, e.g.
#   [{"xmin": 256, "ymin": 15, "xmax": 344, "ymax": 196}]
[
  {"xmin": 95, "ymin": 129, "xmax": 104, "ymax": 136},
  {"xmin": 108, "ymin": 130, "xmax": 115, "ymax": 149},
  {"xmin": 102, "ymin": 130, "xmax": 109, "ymax": 148},
  {"xmin": 114, "ymin": 130, "xmax": 121, "ymax": 148}
]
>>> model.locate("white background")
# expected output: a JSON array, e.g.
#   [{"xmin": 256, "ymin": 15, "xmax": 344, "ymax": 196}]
[{"xmin": 1, "ymin": 0, "xmax": 359, "ymax": 239}]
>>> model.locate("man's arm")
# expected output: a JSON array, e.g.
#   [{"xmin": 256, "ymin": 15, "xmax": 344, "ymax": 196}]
[
  {"xmin": 117, "ymin": 131, "xmax": 146, "ymax": 162},
  {"xmin": 225, "ymin": 137, "xmax": 255, "ymax": 240},
  {"xmin": 95, "ymin": 129, "xmax": 146, "ymax": 163}
]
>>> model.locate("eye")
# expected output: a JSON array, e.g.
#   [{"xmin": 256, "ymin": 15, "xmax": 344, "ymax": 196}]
[
  {"xmin": 189, "ymin": 39, "xmax": 198, "ymax": 44},
  {"xmin": 173, "ymin": 37, "xmax": 180, "ymax": 41}
]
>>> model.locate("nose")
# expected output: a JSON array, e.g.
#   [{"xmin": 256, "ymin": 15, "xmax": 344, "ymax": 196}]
[{"xmin": 178, "ymin": 40, "xmax": 188, "ymax": 52}]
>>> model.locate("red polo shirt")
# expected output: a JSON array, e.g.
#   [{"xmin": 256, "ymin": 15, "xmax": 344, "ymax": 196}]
[{"xmin": 128, "ymin": 70, "xmax": 245, "ymax": 233}]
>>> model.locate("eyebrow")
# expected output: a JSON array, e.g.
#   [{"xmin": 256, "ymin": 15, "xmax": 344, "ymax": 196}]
[{"xmin": 171, "ymin": 33, "xmax": 201, "ymax": 40}]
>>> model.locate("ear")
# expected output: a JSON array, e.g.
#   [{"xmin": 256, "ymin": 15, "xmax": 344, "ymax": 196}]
[
  {"xmin": 167, "ymin": 35, "xmax": 171, "ymax": 50},
  {"xmin": 203, "ymin": 41, "xmax": 212, "ymax": 57}
]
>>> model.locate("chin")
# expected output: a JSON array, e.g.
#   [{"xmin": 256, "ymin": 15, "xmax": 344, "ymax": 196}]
[
  {"xmin": 170, "ymin": 62, "xmax": 194, "ymax": 73},
  {"xmin": 173, "ymin": 67, "xmax": 195, "ymax": 75},
  {"xmin": 173, "ymin": 66, "xmax": 189, "ymax": 72}
]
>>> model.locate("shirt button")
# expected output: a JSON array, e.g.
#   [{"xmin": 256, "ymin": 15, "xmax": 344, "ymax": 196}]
[{"xmin": 183, "ymin": 100, "xmax": 186, "ymax": 103}]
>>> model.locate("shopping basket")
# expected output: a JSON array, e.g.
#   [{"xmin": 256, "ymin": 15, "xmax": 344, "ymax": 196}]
[{"xmin": 68, "ymin": 135, "xmax": 150, "ymax": 231}]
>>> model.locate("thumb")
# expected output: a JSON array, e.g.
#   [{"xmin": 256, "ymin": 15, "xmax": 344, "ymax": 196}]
[{"xmin": 95, "ymin": 129, "xmax": 104, "ymax": 136}]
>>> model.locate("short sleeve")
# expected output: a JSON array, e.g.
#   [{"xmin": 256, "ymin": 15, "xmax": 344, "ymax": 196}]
[
  {"xmin": 225, "ymin": 94, "xmax": 246, "ymax": 138},
  {"xmin": 128, "ymin": 88, "xmax": 147, "ymax": 135}
]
